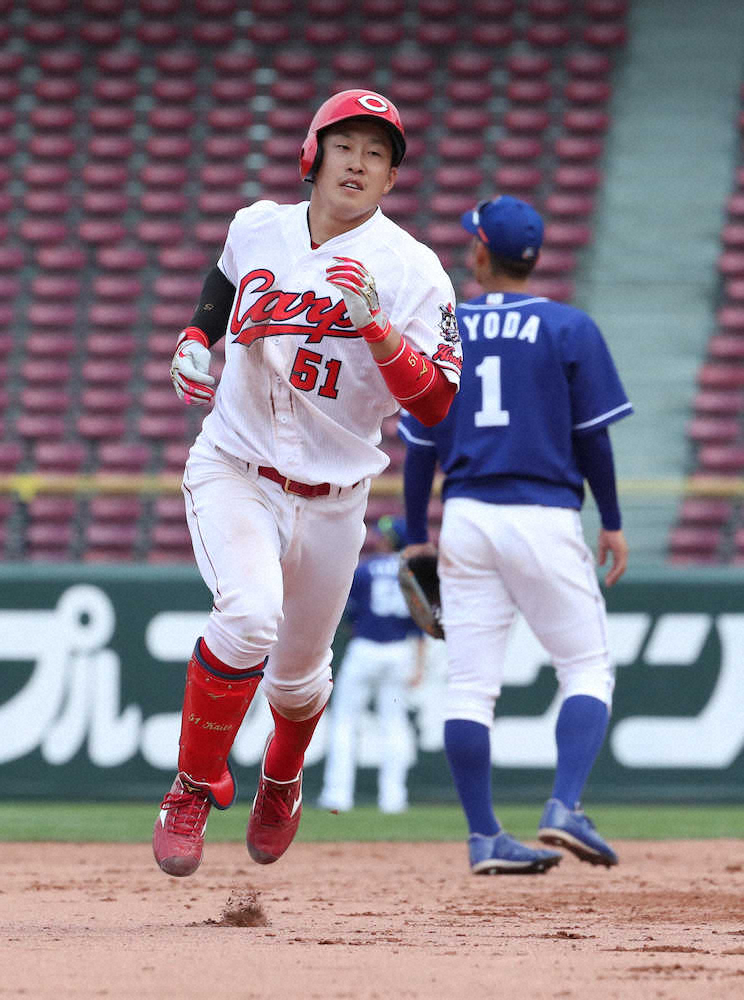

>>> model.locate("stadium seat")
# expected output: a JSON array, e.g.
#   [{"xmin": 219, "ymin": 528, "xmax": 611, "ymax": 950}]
[
  {"xmin": 686, "ymin": 416, "xmax": 740, "ymax": 444},
  {"xmin": 667, "ymin": 526, "xmax": 722, "ymax": 563},
  {"xmin": 33, "ymin": 440, "xmax": 87, "ymax": 473},
  {"xmin": 526, "ymin": 23, "xmax": 572, "ymax": 47},
  {"xmin": 676, "ymin": 497, "xmax": 734, "ymax": 527}
]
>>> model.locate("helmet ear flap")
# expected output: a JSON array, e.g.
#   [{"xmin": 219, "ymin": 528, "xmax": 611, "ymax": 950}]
[{"xmin": 301, "ymin": 137, "xmax": 322, "ymax": 183}]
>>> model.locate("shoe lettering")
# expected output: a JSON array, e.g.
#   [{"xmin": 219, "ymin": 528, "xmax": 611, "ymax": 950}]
[{"xmin": 206, "ymin": 692, "xmax": 227, "ymax": 699}]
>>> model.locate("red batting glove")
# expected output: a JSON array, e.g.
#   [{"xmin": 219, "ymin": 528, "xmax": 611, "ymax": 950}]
[
  {"xmin": 169, "ymin": 327, "xmax": 216, "ymax": 406},
  {"xmin": 326, "ymin": 256, "xmax": 392, "ymax": 343}
]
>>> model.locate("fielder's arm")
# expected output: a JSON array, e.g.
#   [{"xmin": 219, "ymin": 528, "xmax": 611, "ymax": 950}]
[{"xmin": 573, "ymin": 427, "xmax": 628, "ymax": 586}]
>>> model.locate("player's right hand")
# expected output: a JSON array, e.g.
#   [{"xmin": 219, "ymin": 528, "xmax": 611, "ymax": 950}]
[
  {"xmin": 170, "ymin": 328, "xmax": 215, "ymax": 406},
  {"xmin": 598, "ymin": 528, "xmax": 628, "ymax": 587}
]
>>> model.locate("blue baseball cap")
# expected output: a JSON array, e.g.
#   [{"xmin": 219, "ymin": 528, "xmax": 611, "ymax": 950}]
[{"xmin": 461, "ymin": 195, "xmax": 544, "ymax": 261}]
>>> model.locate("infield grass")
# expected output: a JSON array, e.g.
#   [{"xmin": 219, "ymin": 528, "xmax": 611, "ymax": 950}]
[{"xmin": 0, "ymin": 802, "xmax": 741, "ymax": 843}]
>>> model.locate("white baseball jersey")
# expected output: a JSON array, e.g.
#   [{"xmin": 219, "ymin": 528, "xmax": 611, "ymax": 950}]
[{"xmin": 200, "ymin": 199, "xmax": 462, "ymax": 487}]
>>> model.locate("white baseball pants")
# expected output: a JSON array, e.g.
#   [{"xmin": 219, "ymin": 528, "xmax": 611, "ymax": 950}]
[
  {"xmin": 182, "ymin": 434, "xmax": 370, "ymax": 720},
  {"xmin": 319, "ymin": 636, "xmax": 418, "ymax": 813},
  {"xmin": 438, "ymin": 498, "xmax": 614, "ymax": 728}
]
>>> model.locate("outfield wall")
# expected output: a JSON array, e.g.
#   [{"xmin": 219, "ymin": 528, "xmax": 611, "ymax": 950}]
[{"xmin": 2, "ymin": 564, "xmax": 744, "ymax": 804}]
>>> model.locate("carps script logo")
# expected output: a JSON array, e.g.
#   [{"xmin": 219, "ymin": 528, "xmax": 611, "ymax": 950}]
[{"xmin": 230, "ymin": 268, "xmax": 356, "ymax": 346}]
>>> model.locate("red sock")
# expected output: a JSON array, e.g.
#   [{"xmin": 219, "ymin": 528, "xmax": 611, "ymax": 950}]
[
  {"xmin": 264, "ymin": 703, "xmax": 325, "ymax": 781},
  {"xmin": 178, "ymin": 639, "xmax": 264, "ymax": 806}
]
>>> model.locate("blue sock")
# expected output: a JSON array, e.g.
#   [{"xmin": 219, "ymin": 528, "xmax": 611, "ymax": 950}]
[
  {"xmin": 551, "ymin": 695, "xmax": 609, "ymax": 810},
  {"xmin": 444, "ymin": 719, "xmax": 500, "ymax": 836}
]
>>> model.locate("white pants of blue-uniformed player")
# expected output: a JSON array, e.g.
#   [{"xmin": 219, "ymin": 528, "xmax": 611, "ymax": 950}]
[
  {"xmin": 438, "ymin": 498, "xmax": 614, "ymax": 727},
  {"xmin": 318, "ymin": 636, "xmax": 418, "ymax": 813}
]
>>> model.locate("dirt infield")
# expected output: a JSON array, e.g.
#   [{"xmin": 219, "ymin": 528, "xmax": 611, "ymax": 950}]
[{"xmin": 3, "ymin": 839, "xmax": 744, "ymax": 999}]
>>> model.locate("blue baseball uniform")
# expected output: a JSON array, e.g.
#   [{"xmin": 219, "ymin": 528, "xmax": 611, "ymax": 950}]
[
  {"xmin": 399, "ymin": 282, "xmax": 632, "ymax": 872},
  {"xmin": 319, "ymin": 553, "xmax": 423, "ymax": 814}
]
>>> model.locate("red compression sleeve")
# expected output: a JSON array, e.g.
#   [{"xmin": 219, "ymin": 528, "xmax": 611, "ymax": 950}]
[{"xmin": 376, "ymin": 338, "xmax": 456, "ymax": 426}]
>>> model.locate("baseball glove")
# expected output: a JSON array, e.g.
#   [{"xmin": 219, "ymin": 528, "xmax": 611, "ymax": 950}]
[{"xmin": 398, "ymin": 551, "xmax": 444, "ymax": 640}]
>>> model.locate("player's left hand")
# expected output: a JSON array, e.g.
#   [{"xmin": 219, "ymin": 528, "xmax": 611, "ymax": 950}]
[
  {"xmin": 326, "ymin": 256, "xmax": 391, "ymax": 343},
  {"xmin": 598, "ymin": 528, "xmax": 628, "ymax": 587}
]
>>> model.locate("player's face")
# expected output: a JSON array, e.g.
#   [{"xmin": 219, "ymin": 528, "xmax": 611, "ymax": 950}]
[{"xmin": 313, "ymin": 121, "xmax": 398, "ymax": 226}]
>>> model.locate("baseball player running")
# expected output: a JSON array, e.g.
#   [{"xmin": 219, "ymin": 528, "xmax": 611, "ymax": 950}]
[
  {"xmin": 318, "ymin": 516, "xmax": 425, "ymax": 815},
  {"xmin": 399, "ymin": 196, "xmax": 632, "ymax": 875},
  {"xmin": 153, "ymin": 90, "xmax": 462, "ymax": 876}
]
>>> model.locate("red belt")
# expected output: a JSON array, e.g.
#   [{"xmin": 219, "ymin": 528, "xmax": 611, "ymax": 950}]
[{"xmin": 257, "ymin": 465, "xmax": 333, "ymax": 498}]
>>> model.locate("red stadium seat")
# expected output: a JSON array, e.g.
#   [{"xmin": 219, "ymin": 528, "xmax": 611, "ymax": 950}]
[
  {"xmin": 686, "ymin": 416, "xmax": 740, "ymax": 444},
  {"xmin": 676, "ymin": 497, "xmax": 733, "ymax": 527},
  {"xmin": 504, "ymin": 108, "xmax": 551, "ymax": 133},
  {"xmin": 0, "ymin": 442, "xmax": 23, "ymax": 473},
  {"xmin": 444, "ymin": 108, "xmax": 491, "ymax": 133},
  {"xmin": 507, "ymin": 79, "xmax": 552, "ymax": 104},
  {"xmin": 697, "ymin": 445, "xmax": 744, "ymax": 475},
  {"xmin": 149, "ymin": 105, "xmax": 197, "ymax": 131},
  {"xmin": 446, "ymin": 79, "xmax": 494, "ymax": 104},
  {"xmin": 582, "ymin": 22, "xmax": 627, "ymax": 46},
  {"xmin": 564, "ymin": 79, "xmax": 612, "ymax": 104},
  {"xmin": 97, "ymin": 442, "xmax": 151, "ymax": 473},
  {"xmin": 360, "ymin": 22, "xmax": 405, "ymax": 45},
  {"xmin": 158, "ymin": 246, "xmax": 208, "ymax": 272},
  {"xmin": 554, "ymin": 165, "xmax": 603, "ymax": 191},
  {"xmin": 667, "ymin": 526, "xmax": 721, "ymax": 560},
  {"xmin": 25, "ymin": 20, "xmax": 68, "ymax": 44},
  {"xmin": 249, "ymin": 20, "xmax": 290, "ymax": 44},
  {"xmin": 96, "ymin": 47, "xmax": 141, "ymax": 74},
  {"xmin": 494, "ymin": 165, "xmax": 543, "ymax": 193},
  {"xmin": 438, "ymin": 135, "xmax": 487, "ymax": 161},
  {"xmin": 139, "ymin": 163, "xmax": 188, "ymax": 188},
  {"xmin": 33, "ymin": 440, "xmax": 87, "ymax": 473},
  {"xmin": 584, "ymin": 0, "xmax": 628, "ymax": 16},
  {"xmin": 495, "ymin": 136, "xmax": 543, "ymax": 160},
  {"xmin": 77, "ymin": 414, "xmax": 128, "ymax": 439},
  {"xmin": 469, "ymin": 22, "xmax": 514, "ymax": 46},
  {"xmin": 435, "ymin": 165, "xmax": 484, "ymax": 190},
  {"xmin": 563, "ymin": 108, "xmax": 610, "ymax": 133},
  {"xmin": 507, "ymin": 52, "xmax": 552, "ymax": 77},
  {"xmin": 23, "ymin": 190, "xmax": 71, "ymax": 215},
  {"xmin": 23, "ymin": 162, "xmax": 72, "ymax": 188},
  {"xmin": 96, "ymin": 245, "xmax": 148, "ymax": 271},
  {"xmin": 544, "ymin": 222, "xmax": 593, "ymax": 248},
  {"xmin": 554, "ymin": 136, "xmax": 604, "ymax": 160},
  {"xmin": 20, "ymin": 387, "xmax": 70, "ymax": 413},
  {"xmin": 81, "ymin": 387, "xmax": 133, "ymax": 413},
  {"xmin": 565, "ymin": 50, "xmax": 612, "ymax": 77},
  {"xmin": 693, "ymin": 389, "xmax": 744, "ymax": 417},
  {"xmin": 79, "ymin": 20, "xmax": 123, "ymax": 45},
  {"xmin": 26, "ymin": 332, "xmax": 77, "ymax": 358},
  {"xmin": 213, "ymin": 48, "xmax": 259, "ymax": 75},
  {"xmin": 526, "ymin": 23, "xmax": 572, "ymax": 47},
  {"xmin": 545, "ymin": 193, "xmax": 596, "ymax": 218},
  {"xmin": 528, "ymin": 0, "xmax": 570, "ymax": 16},
  {"xmin": 93, "ymin": 77, "xmax": 138, "ymax": 102},
  {"xmin": 28, "ymin": 496, "xmax": 78, "ymax": 524},
  {"xmin": 332, "ymin": 48, "xmax": 376, "ymax": 77}
]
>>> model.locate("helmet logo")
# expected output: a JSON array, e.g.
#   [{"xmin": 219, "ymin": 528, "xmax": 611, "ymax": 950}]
[{"xmin": 357, "ymin": 94, "xmax": 389, "ymax": 113}]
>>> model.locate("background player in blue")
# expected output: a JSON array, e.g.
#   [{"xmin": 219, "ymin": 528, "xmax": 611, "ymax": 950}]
[
  {"xmin": 318, "ymin": 516, "xmax": 425, "ymax": 814},
  {"xmin": 399, "ymin": 195, "xmax": 633, "ymax": 875}
]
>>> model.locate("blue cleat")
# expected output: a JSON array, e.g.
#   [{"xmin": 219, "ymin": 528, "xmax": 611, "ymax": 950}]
[
  {"xmin": 468, "ymin": 831, "xmax": 562, "ymax": 875},
  {"xmin": 538, "ymin": 798, "xmax": 618, "ymax": 867}
]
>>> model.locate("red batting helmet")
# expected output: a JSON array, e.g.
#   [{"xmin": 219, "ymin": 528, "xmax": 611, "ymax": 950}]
[{"xmin": 299, "ymin": 89, "xmax": 406, "ymax": 182}]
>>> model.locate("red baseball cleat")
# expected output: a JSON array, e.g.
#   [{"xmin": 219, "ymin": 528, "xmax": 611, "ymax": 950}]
[
  {"xmin": 153, "ymin": 772, "xmax": 212, "ymax": 877},
  {"xmin": 246, "ymin": 737, "xmax": 303, "ymax": 865}
]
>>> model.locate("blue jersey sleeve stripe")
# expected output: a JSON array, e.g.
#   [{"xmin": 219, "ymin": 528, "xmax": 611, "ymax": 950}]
[
  {"xmin": 398, "ymin": 422, "xmax": 437, "ymax": 447},
  {"xmin": 573, "ymin": 401, "xmax": 633, "ymax": 431},
  {"xmin": 463, "ymin": 296, "xmax": 548, "ymax": 311}
]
